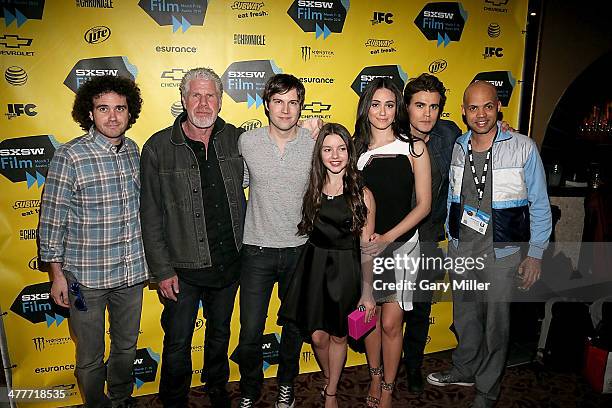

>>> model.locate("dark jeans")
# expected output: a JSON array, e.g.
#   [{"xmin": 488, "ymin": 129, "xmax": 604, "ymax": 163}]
[
  {"xmin": 403, "ymin": 242, "xmax": 441, "ymax": 370},
  {"xmin": 159, "ymin": 276, "xmax": 238, "ymax": 408},
  {"xmin": 65, "ymin": 272, "xmax": 144, "ymax": 408},
  {"xmin": 237, "ymin": 244, "xmax": 304, "ymax": 399}
]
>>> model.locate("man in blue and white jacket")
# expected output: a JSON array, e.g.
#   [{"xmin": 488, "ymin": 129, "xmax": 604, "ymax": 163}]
[{"xmin": 427, "ymin": 81, "xmax": 552, "ymax": 408}]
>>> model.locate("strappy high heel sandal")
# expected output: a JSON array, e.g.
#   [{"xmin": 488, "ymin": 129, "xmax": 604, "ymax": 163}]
[
  {"xmin": 380, "ymin": 380, "xmax": 395, "ymax": 408},
  {"xmin": 366, "ymin": 366, "xmax": 383, "ymax": 408}
]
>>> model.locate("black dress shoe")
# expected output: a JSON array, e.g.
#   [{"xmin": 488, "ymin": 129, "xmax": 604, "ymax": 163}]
[
  {"xmin": 208, "ymin": 387, "xmax": 231, "ymax": 408},
  {"xmin": 406, "ymin": 368, "xmax": 424, "ymax": 393}
]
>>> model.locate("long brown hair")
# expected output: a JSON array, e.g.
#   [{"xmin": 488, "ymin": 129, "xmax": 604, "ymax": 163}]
[
  {"xmin": 353, "ymin": 77, "xmax": 421, "ymax": 157},
  {"xmin": 298, "ymin": 123, "xmax": 368, "ymax": 236}
]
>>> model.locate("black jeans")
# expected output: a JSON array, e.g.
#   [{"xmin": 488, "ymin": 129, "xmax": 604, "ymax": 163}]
[
  {"xmin": 403, "ymin": 242, "xmax": 443, "ymax": 370},
  {"xmin": 237, "ymin": 244, "xmax": 305, "ymax": 399},
  {"xmin": 159, "ymin": 276, "xmax": 238, "ymax": 408}
]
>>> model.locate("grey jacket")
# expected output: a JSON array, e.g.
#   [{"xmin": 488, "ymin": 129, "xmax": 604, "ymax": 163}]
[{"xmin": 140, "ymin": 113, "xmax": 245, "ymax": 282}]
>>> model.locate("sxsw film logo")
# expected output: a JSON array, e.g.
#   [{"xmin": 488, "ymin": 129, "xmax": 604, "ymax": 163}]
[
  {"xmin": 5, "ymin": 66, "xmax": 28, "ymax": 85},
  {"xmin": 365, "ymin": 39, "xmax": 396, "ymax": 55},
  {"xmin": 221, "ymin": 60, "xmax": 281, "ymax": 108},
  {"xmin": 0, "ymin": 135, "xmax": 58, "ymax": 188},
  {"xmin": 64, "ymin": 56, "xmax": 138, "ymax": 93},
  {"xmin": 472, "ymin": 71, "xmax": 516, "ymax": 106},
  {"xmin": 160, "ymin": 68, "xmax": 188, "ymax": 87},
  {"xmin": 1, "ymin": 0, "xmax": 45, "ymax": 28},
  {"xmin": 351, "ymin": 65, "xmax": 407, "ymax": 96},
  {"xmin": 84, "ymin": 26, "xmax": 111, "ymax": 44},
  {"xmin": 488, "ymin": 22, "xmax": 501, "ymax": 38},
  {"xmin": 138, "ymin": 0, "xmax": 208, "ymax": 33},
  {"xmin": 6, "ymin": 103, "xmax": 36, "ymax": 119},
  {"xmin": 231, "ymin": 1, "xmax": 268, "ymax": 18},
  {"xmin": 483, "ymin": 46, "xmax": 503, "ymax": 59},
  {"xmin": 10, "ymin": 282, "xmax": 70, "ymax": 327},
  {"xmin": 429, "ymin": 59, "xmax": 448, "ymax": 74},
  {"xmin": 240, "ymin": 119, "xmax": 263, "ymax": 131},
  {"xmin": 484, "ymin": 0, "xmax": 510, "ymax": 13},
  {"xmin": 415, "ymin": 2, "xmax": 467, "ymax": 47},
  {"xmin": 133, "ymin": 348, "xmax": 160, "ymax": 389},
  {"xmin": 287, "ymin": 0, "xmax": 349, "ymax": 40},
  {"xmin": 302, "ymin": 101, "xmax": 331, "ymax": 120},
  {"xmin": 371, "ymin": 12, "xmax": 393, "ymax": 25},
  {"xmin": 300, "ymin": 45, "xmax": 334, "ymax": 61}
]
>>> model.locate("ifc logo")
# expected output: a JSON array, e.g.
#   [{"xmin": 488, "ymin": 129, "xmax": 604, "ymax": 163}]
[
  {"xmin": 5, "ymin": 66, "xmax": 28, "ymax": 86},
  {"xmin": 487, "ymin": 23, "xmax": 501, "ymax": 38}
]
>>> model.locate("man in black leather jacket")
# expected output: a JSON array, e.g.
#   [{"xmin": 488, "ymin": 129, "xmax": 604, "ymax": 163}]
[{"xmin": 140, "ymin": 67, "xmax": 245, "ymax": 408}]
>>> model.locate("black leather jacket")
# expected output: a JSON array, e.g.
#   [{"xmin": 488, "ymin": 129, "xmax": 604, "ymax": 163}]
[{"xmin": 140, "ymin": 113, "xmax": 245, "ymax": 282}]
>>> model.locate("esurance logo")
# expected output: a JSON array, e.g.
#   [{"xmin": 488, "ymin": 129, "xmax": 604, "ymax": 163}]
[
  {"xmin": 5, "ymin": 66, "xmax": 28, "ymax": 85},
  {"xmin": 10, "ymin": 282, "xmax": 70, "ymax": 327},
  {"xmin": 221, "ymin": 60, "xmax": 281, "ymax": 108},
  {"xmin": 415, "ymin": 2, "xmax": 467, "ymax": 47},
  {"xmin": 287, "ymin": 0, "xmax": 349, "ymax": 40},
  {"xmin": 64, "ymin": 56, "xmax": 138, "ymax": 93},
  {"xmin": 351, "ymin": 65, "xmax": 407, "ymax": 96},
  {"xmin": 472, "ymin": 71, "xmax": 516, "ymax": 106},
  {"xmin": 0, "ymin": 135, "xmax": 58, "ymax": 188},
  {"xmin": 84, "ymin": 26, "xmax": 111, "ymax": 44},
  {"xmin": 429, "ymin": 59, "xmax": 448, "ymax": 74},
  {"xmin": 1, "ymin": 0, "xmax": 45, "ymax": 28},
  {"xmin": 133, "ymin": 348, "xmax": 160, "ymax": 389},
  {"xmin": 138, "ymin": 0, "xmax": 208, "ymax": 33}
]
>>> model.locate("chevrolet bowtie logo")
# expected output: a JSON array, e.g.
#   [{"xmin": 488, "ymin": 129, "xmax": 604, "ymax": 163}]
[
  {"xmin": 0, "ymin": 34, "xmax": 33, "ymax": 48},
  {"xmin": 161, "ymin": 68, "xmax": 188, "ymax": 81},
  {"xmin": 303, "ymin": 101, "xmax": 331, "ymax": 113}
]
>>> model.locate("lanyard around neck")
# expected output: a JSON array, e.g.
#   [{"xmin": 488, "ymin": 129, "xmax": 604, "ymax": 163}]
[{"xmin": 467, "ymin": 138, "xmax": 492, "ymax": 204}]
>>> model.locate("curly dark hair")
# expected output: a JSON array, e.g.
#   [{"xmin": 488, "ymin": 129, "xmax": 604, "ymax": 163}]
[
  {"xmin": 72, "ymin": 75, "xmax": 143, "ymax": 131},
  {"xmin": 298, "ymin": 123, "xmax": 368, "ymax": 236},
  {"xmin": 403, "ymin": 73, "xmax": 447, "ymax": 113}
]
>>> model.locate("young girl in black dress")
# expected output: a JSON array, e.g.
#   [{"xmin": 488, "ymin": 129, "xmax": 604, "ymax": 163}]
[{"xmin": 279, "ymin": 123, "xmax": 376, "ymax": 408}]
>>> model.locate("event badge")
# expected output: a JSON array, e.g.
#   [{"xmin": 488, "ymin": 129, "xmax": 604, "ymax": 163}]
[{"xmin": 461, "ymin": 204, "xmax": 490, "ymax": 235}]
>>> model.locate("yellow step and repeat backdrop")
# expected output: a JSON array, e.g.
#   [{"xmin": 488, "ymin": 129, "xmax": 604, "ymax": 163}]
[{"xmin": 1, "ymin": 0, "xmax": 527, "ymax": 406}]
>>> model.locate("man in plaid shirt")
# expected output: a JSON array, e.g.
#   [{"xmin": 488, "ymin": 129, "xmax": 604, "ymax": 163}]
[{"xmin": 39, "ymin": 75, "xmax": 148, "ymax": 408}]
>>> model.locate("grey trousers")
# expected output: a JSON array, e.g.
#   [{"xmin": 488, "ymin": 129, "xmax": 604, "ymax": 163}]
[
  {"xmin": 66, "ymin": 272, "xmax": 144, "ymax": 408},
  {"xmin": 449, "ymin": 251, "xmax": 521, "ymax": 407}
]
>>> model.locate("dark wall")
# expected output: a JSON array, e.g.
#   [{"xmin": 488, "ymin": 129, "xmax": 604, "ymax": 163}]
[{"xmin": 531, "ymin": 1, "xmax": 612, "ymax": 147}]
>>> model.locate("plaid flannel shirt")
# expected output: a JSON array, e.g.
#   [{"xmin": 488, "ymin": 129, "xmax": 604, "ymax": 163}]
[{"xmin": 39, "ymin": 128, "xmax": 148, "ymax": 289}]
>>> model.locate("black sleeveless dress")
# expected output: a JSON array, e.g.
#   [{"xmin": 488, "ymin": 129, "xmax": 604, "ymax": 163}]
[{"xmin": 279, "ymin": 194, "xmax": 362, "ymax": 338}]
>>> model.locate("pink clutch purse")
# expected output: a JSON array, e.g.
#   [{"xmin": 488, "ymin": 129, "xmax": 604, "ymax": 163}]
[{"xmin": 348, "ymin": 308, "xmax": 377, "ymax": 340}]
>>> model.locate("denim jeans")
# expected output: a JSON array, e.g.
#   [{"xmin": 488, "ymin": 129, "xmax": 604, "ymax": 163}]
[
  {"xmin": 158, "ymin": 276, "xmax": 238, "ymax": 407},
  {"xmin": 65, "ymin": 272, "xmax": 144, "ymax": 408},
  {"xmin": 237, "ymin": 244, "xmax": 304, "ymax": 399}
]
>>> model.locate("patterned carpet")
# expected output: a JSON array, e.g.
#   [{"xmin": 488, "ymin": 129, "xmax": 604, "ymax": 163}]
[{"xmin": 133, "ymin": 351, "xmax": 612, "ymax": 407}]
